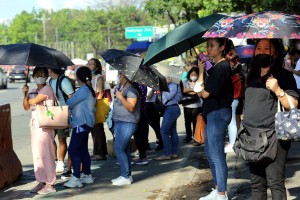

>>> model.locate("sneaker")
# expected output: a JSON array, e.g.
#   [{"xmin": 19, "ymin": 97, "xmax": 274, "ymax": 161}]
[
  {"xmin": 61, "ymin": 170, "xmax": 73, "ymax": 179},
  {"xmin": 216, "ymin": 194, "xmax": 228, "ymax": 200},
  {"xmin": 154, "ymin": 155, "xmax": 171, "ymax": 161},
  {"xmin": 37, "ymin": 184, "xmax": 56, "ymax": 195},
  {"xmin": 111, "ymin": 176, "xmax": 133, "ymax": 183},
  {"xmin": 64, "ymin": 176, "xmax": 83, "ymax": 188},
  {"xmin": 80, "ymin": 174, "xmax": 94, "ymax": 184},
  {"xmin": 116, "ymin": 161, "xmax": 135, "ymax": 165},
  {"xmin": 224, "ymin": 144, "xmax": 234, "ymax": 153},
  {"xmin": 30, "ymin": 182, "xmax": 45, "ymax": 193},
  {"xmin": 112, "ymin": 176, "xmax": 132, "ymax": 186},
  {"xmin": 56, "ymin": 161, "xmax": 65, "ymax": 173},
  {"xmin": 199, "ymin": 188, "xmax": 217, "ymax": 200},
  {"xmin": 135, "ymin": 158, "xmax": 149, "ymax": 165}
]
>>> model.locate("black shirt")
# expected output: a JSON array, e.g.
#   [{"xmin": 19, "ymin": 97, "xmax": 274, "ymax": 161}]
[
  {"xmin": 243, "ymin": 68, "xmax": 299, "ymax": 129},
  {"xmin": 202, "ymin": 60, "xmax": 234, "ymax": 118}
]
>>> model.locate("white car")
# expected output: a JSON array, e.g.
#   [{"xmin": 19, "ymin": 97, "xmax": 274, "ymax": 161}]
[{"xmin": 0, "ymin": 68, "xmax": 8, "ymax": 89}]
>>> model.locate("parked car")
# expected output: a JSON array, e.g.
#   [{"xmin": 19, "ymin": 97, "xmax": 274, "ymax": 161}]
[
  {"xmin": 9, "ymin": 65, "xmax": 30, "ymax": 83},
  {"xmin": 0, "ymin": 68, "xmax": 8, "ymax": 89}
]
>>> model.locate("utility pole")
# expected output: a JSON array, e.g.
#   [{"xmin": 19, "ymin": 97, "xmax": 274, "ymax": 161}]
[
  {"xmin": 107, "ymin": 20, "xmax": 111, "ymax": 49},
  {"xmin": 39, "ymin": 13, "xmax": 50, "ymax": 46}
]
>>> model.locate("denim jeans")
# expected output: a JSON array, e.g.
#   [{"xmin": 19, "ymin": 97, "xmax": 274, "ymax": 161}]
[
  {"xmin": 249, "ymin": 140, "xmax": 290, "ymax": 200},
  {"xmin": 205, "ymin": 108, "xmax": 232, "ymax": 192},
  {"xmin": 68, "ymin": 127, "xmax": 92, "ymax": 178},
  {"xmin": 227, "ymin": 99, "xmax": 239, "ymax": 144},
  {"xmin": 161, "ymin": 105, "xmax": 181, "ymax": 156},
  {"xmin": 114, "ymin": 121, "xmax": 138, "ymax": 178}
]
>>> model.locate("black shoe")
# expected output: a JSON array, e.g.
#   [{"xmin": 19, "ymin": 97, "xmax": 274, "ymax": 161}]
[
  {"xmin": 155, "ymin": 145, "xmax": 163, "ymax": 151},
  {"xmin": 183, "ymin": 138, "xmax": 192, "ymax": 143},
  {"xmin": 61, "ymin": 170, "xmax": 72, "ymax": 179}
]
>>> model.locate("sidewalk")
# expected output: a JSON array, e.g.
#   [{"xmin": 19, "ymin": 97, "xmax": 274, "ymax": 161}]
[{"xmin": 1, "ymin": 107, "xmax": 300, "ymax": 200}]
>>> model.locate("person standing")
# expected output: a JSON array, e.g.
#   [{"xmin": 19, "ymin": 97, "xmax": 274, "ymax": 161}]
[
  {"xmin": 154, "ymin": 77, "xmax": 182, "ymax": 160},
  {"xmin": 111, "ymin": 73, "xmax": 140, "ymax": 186},
  {"xmin": 243, "ymin": 39, "xmax": 298, "ymax": 200},
  {"xmin": 181, "ymin": 67, "xmax": 203, "ymax": 144},
  {"xmin": 48, "ymin": 68, "xmax": 74, "ymax": 173},
  {"xmin": 64, "ymin": 67, "xmax": 96, "ymax": 188},
  {"xmin": 22, "ymin": 66, "xmax": 56, "ymax": 194},
  {"xmin": 87, "ymin": 58, "xmax": 111, "ymax": 161},
  {"xmin": 197, "ymin": 38, "xmax": 233, "ymax": 200}
]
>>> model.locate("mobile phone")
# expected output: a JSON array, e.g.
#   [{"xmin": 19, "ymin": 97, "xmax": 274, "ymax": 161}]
[{"xmin": 198, "ymin": 53, "xmax": 213, "ymax": 71}]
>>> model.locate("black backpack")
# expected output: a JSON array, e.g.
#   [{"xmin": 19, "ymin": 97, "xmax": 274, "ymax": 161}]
[{"xmin": 49, "ymin": 74, "xmax": 76, "ymax": 102}]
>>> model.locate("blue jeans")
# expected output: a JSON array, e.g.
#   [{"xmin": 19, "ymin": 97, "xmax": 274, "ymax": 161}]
[
  {"xmin": 161, "ymin": 105, "xmax": 181, "ymax": 156},
  {"xmin": 205, "ymin": 108, "xmax": 232, "ymax": 192},
  {"xmin": 68, "ymin": 127, "xmax": 92, "ymax": 178},
  {"xmin": 227, "ymin": 99, "xmax": 239, "ymax": 145},
  {"xmin": 114, "ymin": 121, "xmax": 138, "ymax": 178}
]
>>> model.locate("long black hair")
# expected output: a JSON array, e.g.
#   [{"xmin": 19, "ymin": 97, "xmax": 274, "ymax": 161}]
[
  {"xmin": 246, "ymin": 39, "xmax": 284, "ymax": 86},
  {"xmin": 76, "ymin": 66, "xmax": 96, "ymax": 97},
  {"xmin": 89, "ymin": 58, "xmax": 102, "ymax": 75},
  {"xmin": 214, "ymin": 38, "xmax": 234, "ymax": 57}
]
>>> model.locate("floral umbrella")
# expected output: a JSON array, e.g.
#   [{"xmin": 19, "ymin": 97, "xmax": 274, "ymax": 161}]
[{"xmin": 203, "ymin": 11, "xmax": 300, "ymax": 39}]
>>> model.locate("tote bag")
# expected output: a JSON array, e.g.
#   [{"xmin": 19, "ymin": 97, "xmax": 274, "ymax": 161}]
[
  {"xmin": 36, "ymin": 98, "xmax": 69, "ymax": 129},
  {"xmin": 275, "ymin": 95, "xmax": 300, "ymax": 141},
  {"xmin": 95, "ymin": 97, "xmax": 110, "ymax": 123},
  {"xmin": 194, "ymin": 114, "xmax": 205, "ymax": 144}
]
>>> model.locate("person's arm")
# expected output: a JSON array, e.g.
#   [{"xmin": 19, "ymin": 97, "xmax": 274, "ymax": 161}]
[
  {"xmin": 197, "ymin": 60, "xmax": 210, "ymax": 98},
  {"xmin": 66, "ymin": 87, "xmax": 86, "ymax": 109},
  {"xmin": 115, "ymin": 90, "xmax": 137, "ymax": 112},
  {"xmin": 22, "ymin": 85, "xmax": 30, "ymax": 111},
  {"xmin": 96, "ymin": 76, "xmax": 104, "ymax": 99}
]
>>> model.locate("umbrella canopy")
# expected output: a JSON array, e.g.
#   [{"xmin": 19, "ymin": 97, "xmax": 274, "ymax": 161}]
[
  {"xmin": 154, "ymin": 63, "xmax": 183, "ymax": 84},
  {"xmin": 143, "ymin": 13, "xmax": 227, "ymax": 66},
  {"xmin": 236, "ymin": 45, "xmax": 255, "ymax": 59},
  {"xmin": 125, "ymin": 41, "xmax": 153, "ymax": 54},
  {"xmin": 0, "ymin": 43, "xmax": 74, "ymax": 69},
  {"xmin": 203, "ymin": 11, "xmax": 300, "ymax": 39},
  {"xmin": 100, "ymin": 49, "xmax": 169, "ymax": 91}
]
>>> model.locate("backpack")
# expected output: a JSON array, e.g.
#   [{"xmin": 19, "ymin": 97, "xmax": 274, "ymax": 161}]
[{"xmin": 49, "ymin": 74, "xmax": 76, "ymax": 102}]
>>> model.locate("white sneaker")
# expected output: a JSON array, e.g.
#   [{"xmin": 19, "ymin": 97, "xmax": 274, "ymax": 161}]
[
  {"xmin": 80, "ymin": 174, "xmax": 94, "ymax": 184},
  {"xmin": 64, "ymin": 176, "xmax": 83, "ymax": 188},
  {"xmin": 224, "ymin": 144, "xmax": 234, "ymax": 153},
  {"xmin": 56, "ymin": 161, "xmax": 65, "ymax": 173},
  {"xmin": 199, "ymin": 188, "xmax": 217, "ymax": 200},
  {"xmin": 216, "ymin": 194, "xmax": 228, "ymax": 200},
  {"xmin": 111, "ymin": 176, "xmax": 133, "ymax": 183},
  {"xmin": 111, "ymin": 176, "xmax": 132, "ymax": 186}
]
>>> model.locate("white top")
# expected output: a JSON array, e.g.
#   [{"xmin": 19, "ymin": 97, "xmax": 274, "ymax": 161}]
[{"xmin": 293, "ymin": 59, "xmax": 300, "ymax": 89}]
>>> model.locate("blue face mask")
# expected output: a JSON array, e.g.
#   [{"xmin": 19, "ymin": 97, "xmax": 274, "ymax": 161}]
[{"xmin": 91, "ymin": 69, "xmax": 97, "ymax": 74}]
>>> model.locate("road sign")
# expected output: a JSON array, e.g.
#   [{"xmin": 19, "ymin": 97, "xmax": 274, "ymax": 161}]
[{"xmin": 125, "ymin": 26, "xmax": 154, "ymax": 39}]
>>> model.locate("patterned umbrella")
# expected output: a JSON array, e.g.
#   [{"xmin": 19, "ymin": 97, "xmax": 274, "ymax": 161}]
[
  {"xmin": 203, "ymin": 11, "xmax": 300, "ymax": 39},
  {"xmin": 100, "ymin": 49, "xmax": 169, "ymax": 91}
]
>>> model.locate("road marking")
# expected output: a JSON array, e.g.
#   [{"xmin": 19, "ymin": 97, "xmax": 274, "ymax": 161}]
[{"xmin": 0, "ymin": 90, "xmax": 7, "ymax": 94}]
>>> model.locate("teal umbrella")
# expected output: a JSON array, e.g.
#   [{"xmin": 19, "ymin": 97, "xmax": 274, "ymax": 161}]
[{"xmin": 143, "ymin": 13, "xmax": 227, "ymax": 66}]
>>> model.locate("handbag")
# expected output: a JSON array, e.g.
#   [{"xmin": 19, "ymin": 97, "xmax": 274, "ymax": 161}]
[
  {"xmin": 155, "ymin": 98, "xmax": 166, "ymax": 117},
  {"xmin": 95, "ymin": 98, "xmax": 109, "ymax": 123},
  {"xmin": 194, "ymin": 114, "xmax": 205, "ymax": 144},
  {"xmin": 233, "ymin": 122, "xmax": 278, "ymax": 164},
  {"xmin": 36, "ymin": 97, "xmax": 69, "ymax": 129},
  {"xmin": 179, "ymin": 94, "xmax": 199, "ymax": 105},
  {"xmin": 275, "ymin": 95, "xmax": 300, "ymax": 141}
]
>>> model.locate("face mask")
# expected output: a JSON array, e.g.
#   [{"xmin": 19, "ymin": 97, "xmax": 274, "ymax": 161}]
[
  {"xmin": 190, "ymin": 76, "xmax": 198, "ymax": 82},
  {"xmin": 91, "ymin": 69, "xmax": 97, "ymax": 74},
  {"xmin": 253, "ymin": 54, "xmax": 274, "ymax": 68},
  {"xmin": 34, "ymin": 77, "xmax": 47, "ymax": 84}
]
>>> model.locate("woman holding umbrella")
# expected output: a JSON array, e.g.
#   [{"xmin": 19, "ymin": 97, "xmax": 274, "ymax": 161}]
[
  {"xmin": 243, "ymin": 39, "xmax": 298, "ymax": 200},
  {"xmin": 111, "ymin": 72, "xmax": 141, "ymax": 186},
  {"xmin": 196, "ymin": 38, "xmax": 233, "ymax": 200}
]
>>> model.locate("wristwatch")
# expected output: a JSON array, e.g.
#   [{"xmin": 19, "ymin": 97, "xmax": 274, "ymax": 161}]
[{"xmin": 277, "ymin": 90, "xmax": 285, "ymax": 98}]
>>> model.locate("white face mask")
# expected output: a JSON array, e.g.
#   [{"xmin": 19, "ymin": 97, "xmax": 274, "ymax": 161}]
[
  {"xmin": 34, "ymin": 77, "xmax": 47, "ymax": 84},
  {"xmin": 190, "ymin": 76, "xmax": 198, "ymax": 82}
]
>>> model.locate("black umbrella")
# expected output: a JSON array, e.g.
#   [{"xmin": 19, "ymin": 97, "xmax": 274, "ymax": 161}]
[
  {"xmin": 100, "ymin": 49, "xmax": 169, "ymax": 92},
  {"xmin": 0, "ymin": 43, "xmax": 74, "ymax": 69}
]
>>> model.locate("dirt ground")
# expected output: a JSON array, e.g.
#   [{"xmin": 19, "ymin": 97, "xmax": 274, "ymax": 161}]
[{"xmin": 165, "ymin": 147, "xmax": 214, "ymax": 200}]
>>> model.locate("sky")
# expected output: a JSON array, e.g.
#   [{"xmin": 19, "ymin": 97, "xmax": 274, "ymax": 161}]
[{"xmin": 0, "ymin": 0, "xmax": 91, "ymax": 23}]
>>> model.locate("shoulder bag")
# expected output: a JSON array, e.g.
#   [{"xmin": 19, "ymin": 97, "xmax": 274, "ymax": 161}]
[
  {"xmin": 36, "ymin": 93, "xmax": 69, "ymax": 129},
  {"xmin": 233, "ymin": 122, "xmax": 278, "ymax": 164},
  {"xmin": 194, "ymin": 114, "xmax": 205, "ymax": 144},
  {"xmin": 275, "ymin": 95, "xmax": 300, "ymax": 141},
  {"xmin": 95, "ymin": 92, "xmax": 110, "ymax": 124}
]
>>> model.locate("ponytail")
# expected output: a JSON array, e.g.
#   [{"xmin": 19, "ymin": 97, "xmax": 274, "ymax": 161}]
[{"xmin": 76, "ymin": 66, "xmax": 96, "ymax": 97}]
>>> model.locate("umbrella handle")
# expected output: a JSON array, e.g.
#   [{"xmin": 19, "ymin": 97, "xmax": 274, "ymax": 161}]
[{"xmin": 25, "ymin": 67, "xmax": 30, "ymax": 86}]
